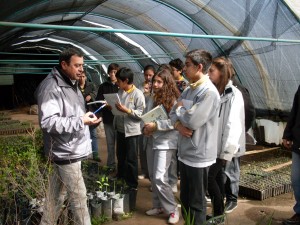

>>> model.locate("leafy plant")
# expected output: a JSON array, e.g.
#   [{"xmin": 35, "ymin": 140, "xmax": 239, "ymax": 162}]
[
  {"xmin": 96, "ymin": 175, "xmax": 110, "ymax": 193},
  {"xmin": 0, "ymin": 128, "xmax": 50, "ymax": 224},
  {"xmin": 91, "ymin": 214, "xmax": 109, "ymax": 225}
]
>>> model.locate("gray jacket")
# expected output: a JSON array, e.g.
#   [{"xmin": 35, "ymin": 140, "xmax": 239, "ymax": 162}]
[
  {"xmin": 114, "ymin": 86, "xmax": 145, "ymax": 137},
  {"xmin": 143, "ymin": 96, "xmax": 178, "ymax": 150},
  {"xmin": 169, "ymin": 77, "xmax": 220, "ymax": 167},
  {"xmin": 35, "ymin": 67, "xmax": 92, "ymax": 162}
]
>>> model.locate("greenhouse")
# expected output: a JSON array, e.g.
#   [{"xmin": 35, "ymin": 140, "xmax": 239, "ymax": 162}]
[{"xmin": 0, "ymin": 0, "xmax": 300, "ymax": 224}]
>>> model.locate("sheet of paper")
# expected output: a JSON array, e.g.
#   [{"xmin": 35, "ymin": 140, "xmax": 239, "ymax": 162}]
[
  {"xmin": 141, "ymin": 105, "xmax": 168, "ymax": 123},
  {"xmin": 103, "ymin": 93, "xmax": 126, "ymax": 116},
  {"xmin": 87, "ymin": 100, "xmax": 106, "ymax": 105}
]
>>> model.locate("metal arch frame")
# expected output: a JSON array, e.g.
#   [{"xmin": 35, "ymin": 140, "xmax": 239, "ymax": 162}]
[
  {"xmin": 153, "ymin": 0, "xmax": 226, "ymax": 55},
  {"xmin": 3, "ymin": 3, "xmax": 174, "ymax": 65},
  {"xmin": 5, "ymin": 11, "xmax": 174, "ymax": 70},
  {"xmin": 280, "ymin": 0, "xmax": 300, "ymax": 23},
  {"xmin": 75, "ymin": 29, "xmax": 144, "ymax": 69},
  {"xmin": 80, "ymin": 13, "xmax": 172, "ymax": 59},
  {"xmin": 10, "ymin": 32, "xmax": 144, "ymax": 76}
]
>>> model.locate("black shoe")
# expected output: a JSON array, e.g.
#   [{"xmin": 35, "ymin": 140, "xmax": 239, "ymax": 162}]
[
  {"xmin": 93, "ymin": 156, "xmax": 102, "ymax": 163},
  {"xmin": 283, "ymin": 214, "xmax": 300, "ymax": 225},
  {"xmin": 225, "ymin": 201, "xmax": 237, "ymax": 214}
]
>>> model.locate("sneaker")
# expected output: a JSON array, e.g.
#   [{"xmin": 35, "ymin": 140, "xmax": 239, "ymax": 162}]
[
  {"xmin": 168, "ymin": 208, "xmax": 180, "ymax": 224},
  {"xmin": 206, "ymin": 214, "xmax": 225, "ymax": 225},
  {"xmin": 171, "ymin": 185, "xmax": 178, "ymax": 193},
  {"xmin": 225, "ymin": 201, "xmax": 237, "ymax": 214},
  {"xmin": 206, "ymin": 196, "xmax": 211, "ymax": 203},
  {"xmin": 146, "ymin": 208, "xmax": 164, "ymax": 216},
  {"xmin": 106, "ymin": 166, "xmax": 115, "ymax": 174},
  {"xmin": 207, "ymin": 218, "xmax": 225, "ymax": 225},
  {"xmin": 138, "ymin": 174, "xmax": 146, "ymax": 180},
  {"xmin": 283, "ymin": 214, "xmax": 300, "ymax": 225}
]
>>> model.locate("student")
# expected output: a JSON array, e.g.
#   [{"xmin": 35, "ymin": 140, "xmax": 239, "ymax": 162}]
[
  {"xmin": 282, "ymin": 85, "xmax": 300, "ymax": 225},
  {"xmin": 35, "ymin": 47, "xmax": 100, "ymax": 225},
  {"xmin": 169, "ymin": 49, "xmax": 220, "ymax": 225},
  {"xmin": 169, "ymin": 58, "xmax": 189, "ymax": 93},
  {"xmin": 96, "ymin": 63, "xmax": 119, "ymax": 170},
  {"xmin": 78, "ymin": 71, "xmax": 100, "ymax": 161},
  {"xmin": 168, "ymin": 58, "xmax": 189, "ymax": 193},
  {"xmin": 138, "ymin": 65, "xmax": 156, "ymax": 180},
  {"xmin": 114, "ymin": 67, "xmax": 145, "ymax": 189},
  {"xmin": 207, "ymin": 56, "xmax": 245, "ymax": 224},
  {"xmin": 143, "ymin": 69, "xmax": 180, "ymax": 224}
]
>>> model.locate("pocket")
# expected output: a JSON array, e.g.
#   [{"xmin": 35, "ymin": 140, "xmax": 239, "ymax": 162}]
[{"xmin": 178, "ymin": 136, "xmax": 197, "ymax": 152}]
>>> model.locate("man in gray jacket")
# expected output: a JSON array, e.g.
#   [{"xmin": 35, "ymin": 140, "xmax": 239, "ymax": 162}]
[
  {"xmin": 35, "ymin": 47, "xmax": 100, "ymax": 225},
  {"xmin": 169, "ymin": 49, "xmax": 220, "ymax": 225}
]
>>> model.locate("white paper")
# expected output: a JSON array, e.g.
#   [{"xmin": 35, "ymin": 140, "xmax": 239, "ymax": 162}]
[
  {"xmin": 141, "ymin": 105, "xmax": 168, "ymax": 123},
  {"xmin": 103, "ymin": 93, "xmax": 126, "ymax": 116},
  {"xmin": 87, "ymin": 100, "xmax": 106, "ymax": 105}
]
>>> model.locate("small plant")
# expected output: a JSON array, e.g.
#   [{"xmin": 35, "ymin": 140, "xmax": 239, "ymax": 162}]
[
  {"xmin": 121, "ymin": 212, "xmax": 133, "ymax": 219},
  {"xmin": 91, "ymin": 214, "xmax": 109, "ymax": 225},
  {"xmin": 96, "ymin": 175, "xmax": 110, "ymax": 193}
]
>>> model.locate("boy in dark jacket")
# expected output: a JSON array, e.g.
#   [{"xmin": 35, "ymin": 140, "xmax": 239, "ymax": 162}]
[
  {"xmin": 282, "ymin": 85, "xmax": 300, "ymax": 225},
  {"xmin": 95, "ymin": 63, "xmax": 119, "ymax": 170}
]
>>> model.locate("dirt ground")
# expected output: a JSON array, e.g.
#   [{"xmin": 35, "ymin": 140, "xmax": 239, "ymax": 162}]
[{"xmin": 8, "ymin": 108, "xmax": 296, "ymax": 225}]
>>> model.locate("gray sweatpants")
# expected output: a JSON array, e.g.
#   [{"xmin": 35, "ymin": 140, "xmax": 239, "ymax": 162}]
[{"xmin": 147, "ymin": 148, "xmax": 177, "ymax": 214}]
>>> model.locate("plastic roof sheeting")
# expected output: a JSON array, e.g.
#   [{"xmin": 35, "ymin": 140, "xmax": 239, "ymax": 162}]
[{"xmin": 0, "ymin": 0, "xmax": 300, "ymax": 116}]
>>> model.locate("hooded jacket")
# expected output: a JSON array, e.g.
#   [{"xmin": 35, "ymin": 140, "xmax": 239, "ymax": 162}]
[
  {"xmin": 35, "ymin": 67, "xmax": 92, "ymax": 162},
  {"xmin": 218, "ymin": 80, "xmax": 246, "ymax": 161}
]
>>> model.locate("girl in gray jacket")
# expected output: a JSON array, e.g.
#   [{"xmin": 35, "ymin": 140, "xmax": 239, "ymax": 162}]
[{"xmin": 142, "ymin": 69, "xmax": 181, "ymax": 224}]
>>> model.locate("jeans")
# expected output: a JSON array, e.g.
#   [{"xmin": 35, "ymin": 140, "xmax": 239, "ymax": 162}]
[
  {"xmin": 208, "ymin": 158, "xmax": 225, "ymax": 216},
  {"xmin": 40, "ymin": 162, "xmax": 91, "ymax": 225},
  {"xmin": 224, "ymin": 157, "xmax": 240, "ymax": 203},
  {"xmin": 116, "ymin": 132, "xmax": 139, "ymax": 188},
  {"xmin": 292, "ymin": 152, "xmax": 300, "ymax": 214},
  {"xmin": 89, "ymin": 125, "xmax": 98, "ymax": 159},
  {"xmin": 138, "ymin": 135, "xmax": 148, "ymax": 176},
  {"xmin": 147, "ymin": 148, "xmax": 177, "ymax": 214},
  {"xmin": 180, "ymin": 162, "xmax": 209, "ymax": 225},
  {"xmin": 103, "ymin": 123, "xmax": 116, "ymax": 167}
]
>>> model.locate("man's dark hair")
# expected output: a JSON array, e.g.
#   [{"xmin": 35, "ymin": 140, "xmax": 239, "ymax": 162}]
[
  {"xmin": 169, "ymin": 58, "xmax": 184, "ymax": 71},
  {"xmin": 59, "ymin": 47, "xmax": 84, "ymax": 66},
  {"xmin": 185, "ymin": 49, "xmax": 212, "ymax": 74},
  {"xmin": 108, "ymin": 63, "xmax": 120, "ymax": 74},
  {"xmin": 116, "ymin": 67, "xmax": 134, "ymax": 84}
]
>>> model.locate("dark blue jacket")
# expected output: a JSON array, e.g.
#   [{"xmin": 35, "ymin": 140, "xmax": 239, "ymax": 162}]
[{"xmin": 283, "ymin": 85, "xmax": 300, "ymax": 154}]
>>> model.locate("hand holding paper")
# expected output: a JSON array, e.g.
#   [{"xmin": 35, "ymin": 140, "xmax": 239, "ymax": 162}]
[
  {"xmin": 103, "ymin": 93, "xmax": 126, "ymax": 116},
  {"xmin": 142, "ymin": 122, "xmax": 156, "ymax": 136},
  {"xmin": 141, "ymin": 105, "xmax": 168, "ymax": 123},
  {"xmin": 115, "ymin": 102, "xmax": 130, "ymax": 114}
]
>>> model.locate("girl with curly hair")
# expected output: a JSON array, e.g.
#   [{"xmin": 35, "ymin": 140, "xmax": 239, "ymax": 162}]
[{"xmin": 142, "ymin": 69, "xmax": 180, "ymax": 224}]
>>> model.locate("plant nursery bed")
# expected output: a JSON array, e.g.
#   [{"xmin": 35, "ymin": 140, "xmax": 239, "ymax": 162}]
[
  {"xmin": 239, "ymin": 170, "xmax": 291, "ymax": 200},
  {"xmin": 239, "ymin": 173, "xmax": 290, "ymax": 200},
  {"xmin": 240, "ymin": 149, "xmax": 292, "ymax": 200}
]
